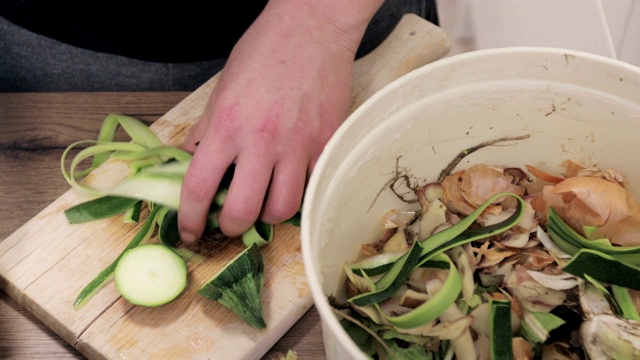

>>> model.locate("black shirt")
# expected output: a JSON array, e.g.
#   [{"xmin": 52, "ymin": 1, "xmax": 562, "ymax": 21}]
[{"xmin": 0, "ymin": 1, "xmax": 267, "ymax": 62}]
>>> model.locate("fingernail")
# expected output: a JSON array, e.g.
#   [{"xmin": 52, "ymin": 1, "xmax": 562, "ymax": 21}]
[{"xmin": 180, "ymin": 231, "xmax": 197, "ymax": 244}]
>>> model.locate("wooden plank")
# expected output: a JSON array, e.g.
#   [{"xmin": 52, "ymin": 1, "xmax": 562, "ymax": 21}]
[
  {"xmin": 0, "ymin": 15, "xmax": 450, "ymax": 360},
  {"xmin": 0, "ymin": 93, "xmax": 325, "ymax": 360},
  {"xmin": 0, "ymin": 92, "xmax": 188, "ymax": 360}
]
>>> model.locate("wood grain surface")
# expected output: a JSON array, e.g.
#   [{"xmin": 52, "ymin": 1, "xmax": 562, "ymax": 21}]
[
  {"xmin": 0, "ymin": 92, "xmax": 325, "ymax": 360},
  {"xmin": 0, "ymin": 15, "xmax": 450, "ymax": 360}
]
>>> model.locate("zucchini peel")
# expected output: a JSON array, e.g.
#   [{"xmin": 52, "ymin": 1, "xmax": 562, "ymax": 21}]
[
  {"xmin": 349, "ymin": 192, "xmax": 525, "ymax": 307},
  {"xmin": 490, "ymin": 299, "xmax": 514, "ymax": 360},
  {"xmin": 375, "ymin": 253, "xmax": 462, "ymax": 329},
  {"xmin": 561, "ymin": 249, "xmax": 640, "ymax": 290},
  {"xmin": 197, "ymin": 243, "xmax": 267, "ymax": 329}
]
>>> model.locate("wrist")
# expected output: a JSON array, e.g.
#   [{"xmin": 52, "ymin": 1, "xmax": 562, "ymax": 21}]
[{"xmin": 262, "ymin": 0, "xmax": 385, "ymax": 58}]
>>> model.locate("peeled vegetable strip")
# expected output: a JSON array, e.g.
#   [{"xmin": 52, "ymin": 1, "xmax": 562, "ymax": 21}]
[
  {"xmin": 547, "ymin": 208, "xmax": 640, "ymax": 265},
  {"xmin": 349, "ymin": 193, "xmax": 524, "ymax": 307},
  {"xmin": 490, "ymin": 299, "xmax": 514, "ymax": 360},
  {"xmin": 61, "ymin": 141, "xmax": 147, "ymax": 194},
  {"xmin": 110, "ymin": 145, "xmax": 192, "ymax": 163},
  {"xmin": 418, "ymin": 192, "xmax": 525, "ymax": 258},
  {"xmin": 562, "ymin": 249, "xmax": 640, "ymax": 290},
  {"xmin": 60, "ymin": 114, "xmax": 192, "ymax": 200},
  {"xmin": 612, "ymin": 285, "xmax": 640, "ymax": 321},
  {"xmin": 242, "ymin": 220, "xmax": 274, "ymax": 248},
  {"xmin": 349, "ymin": 240, "xmax": 423, "ymax": 306},
  {"xmin": 99, "ymin": 113, "xmax": 163, "ymax": 148},
  {"xmin": 105, "ymin": 170, "xmax": 184, "ymax": 209},
  {"xmin": 64, "ymin": 196, "xmax": 140, "ymax": 224},
  {"xmin": 375, "ymin": 253, "xmax": 462, "ymax": 329},
  {"xmin": 64, "ymin": 113, "xmax": 163, "ymax": 177},
  {"xmin": 83, "ymin": 114, "xmax": 162, "ymax": 174}
]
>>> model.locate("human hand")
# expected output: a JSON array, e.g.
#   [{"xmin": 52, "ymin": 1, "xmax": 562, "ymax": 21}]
[{"xmin": 178, "ymin": 0, "xmax": 384, "ymax": 242}]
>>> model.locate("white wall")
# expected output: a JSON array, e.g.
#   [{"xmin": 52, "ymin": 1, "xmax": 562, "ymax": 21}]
[{"xmin": 436, "ymin": 0, "xmax": 640, "ymax": 67}]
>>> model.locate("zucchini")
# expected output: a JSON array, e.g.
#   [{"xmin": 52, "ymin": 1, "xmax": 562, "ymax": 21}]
[
  {"xmin": 349, "ymin": 252, "xmax": 403, "ymax": 277},
  {"xmin": 123, "ymin": 200, "xmax": 143, "ymax": 223},
  {"xmin": 612, "ymin": 285, "xmax": 640, "ymax": 321},
  {"xmin": 158, "ymin": 209, "xmax": 180, "ymax": 247},
  {"xmin": 73, "ymin": 205, "xmax": 163, "ymax": 308},
  {"xmin": 547, "ymin": 208, "xmax": 640, "ymax": 265},
  {"xmin": 519, "ymin": 310, "xmax": 565, "ymax": 344},
  {"xmin": 64, "ymin": 195, "xmax": 140, "ymax": 224},
  {"xmin": 561, "ymin": 249, "xmax": 640, "ymax": 290},
  {"xmin": 376, "ymin": 253, "xmax": 462, "ymax": 329},
  {"xmin": 197, "ymin": 243, "xmax": 267, "ymax": 329},
  {"xmin": 114, "ymin": 243, "xmax": 187, "ymax": 307},
  {"xmin": 490, "ymin": 299, "xmax": 514, "ymax": 360},
  {"xmin": 242, "ymin": 220, "xmax": 274, "ymax": 248},
  {"xmin": 349, "ymin": 240, "xmax": 423, "ymax": 306}
]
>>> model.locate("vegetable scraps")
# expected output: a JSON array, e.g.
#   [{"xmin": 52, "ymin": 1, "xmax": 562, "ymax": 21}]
[
  {"xmin": 61, "ymin": 113, "xmax": 296, "ymax": 328},
  {"xmin": 336, "ymin": 144, "xmax": 640, "ymax": 359}
]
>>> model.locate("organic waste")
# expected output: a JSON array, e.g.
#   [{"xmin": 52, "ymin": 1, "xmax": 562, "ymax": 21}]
[
  {"xmin": 61, "ymin": 114, "xmax": 299, "ymax": 328},
  {"xmin": 335, "ymin": 138, "xmax": 640, "ymax": 359}
]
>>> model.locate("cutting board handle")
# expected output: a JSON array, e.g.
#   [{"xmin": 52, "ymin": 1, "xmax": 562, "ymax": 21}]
[{"xmin": 351, "ymin": 13, "xmax": 451, "ymax": 113}]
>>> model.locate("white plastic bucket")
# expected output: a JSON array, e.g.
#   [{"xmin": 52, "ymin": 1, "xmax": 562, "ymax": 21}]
[{"xmin": 301, "ymin": 47, "xmax": 640, "ymax": 359}]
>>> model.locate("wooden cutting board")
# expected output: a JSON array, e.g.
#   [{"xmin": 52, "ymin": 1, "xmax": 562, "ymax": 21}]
[{"xmin": 0, "ymin": 14, "xmax": 449, "ymax": 360}]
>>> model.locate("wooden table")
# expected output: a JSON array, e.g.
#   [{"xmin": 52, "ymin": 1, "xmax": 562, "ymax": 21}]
[{"xmin": 0, "ymin": 92, "xmax": 326, "ymax": 359}]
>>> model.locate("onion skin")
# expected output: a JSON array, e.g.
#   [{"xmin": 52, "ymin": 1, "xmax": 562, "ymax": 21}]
[
  {"xmin": 441, "ymin": 165, "xmax": 525, "ymax": 215},
  {"xmin": 541, "ymin": 176, "xmax": 640, "ymax": 247},
  {"xmin": 460, "ymin": 164, "xmax": 525, "ymax": 208}
]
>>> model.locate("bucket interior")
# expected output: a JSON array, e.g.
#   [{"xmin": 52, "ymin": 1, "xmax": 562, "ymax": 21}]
[{"xmin": 301, "ymin": 47, "xmax": 640, "ymax": 359}]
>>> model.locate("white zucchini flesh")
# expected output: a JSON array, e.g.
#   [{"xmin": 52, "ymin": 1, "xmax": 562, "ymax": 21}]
[{"xmin": 114, "ymin": 244, "xmax": 187, "ymax": 307}]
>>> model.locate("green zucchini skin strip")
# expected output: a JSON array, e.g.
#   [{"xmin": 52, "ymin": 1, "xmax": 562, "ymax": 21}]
[
  {"xmin": 64, "ymin": 196, "xmax": 140, "ymax": 224},
  {"xmin": 547, "ymin": 208, "xmax": 640, "ymax": 265},
  {"xmin": 123, "ymin": 200, "xmax": 143, "ymax": 223},
  {"xmin": 375, "ymin": 253, "xmax": 462, "ymax": 329},
  {"xmin": 105, "ymin": 171, "xmax": 183, "ymax": 209},
  {"xmin": 283, "ymin": 211, "xmax": 302, "ymax": 227},
  {"xmin": 418, "ymin": 193, "xmax": 525, "ymax": 258},
  {"xmin": 562, "ymin": 249, "xmax": 640, "ymax": 290},
  {"xmin": 158, "ymin": 209, "xmax": 180, "ymax": 248},
  {"xmin": 73, "ymin": 206, "xmax": 163, "ymax": 308},
  {"xmin": 62, "ymin": 141, "xmax": 148, "ymax": 195},
  {"xmin": 197, "ymin": 244, "xmax": 266, "ymax": 329},
  {"xmin": 612, "ymin": 285, "xmax": 640, "ymax": 321},
  {"xmin": 90, "ymin": 114, "xmax": 163, "ymax": 169},
  {"xmin": 349, "ymin": 193, "xmax": 524, "ymax": 307},
  {"xmin": 349, "ymin": 253, "xmax": 403, "ymax": 277},
  {"xmin": 242, "ymin": 221, "xmax": 274, "ymax": 248},
  {"xmin": 416, "ymin": 197, "xmax": 524, "ymax": 267},
  {"xmin": 350, "ymin": 240, "xmax": 423, "ymax": 306},
  {"xmin": 490, "ymin": 299, "xmax": 514, "ymax": 360},
  {"xmin": 519, "ymin": 310, "xmax": 566, "ymax": 344}
]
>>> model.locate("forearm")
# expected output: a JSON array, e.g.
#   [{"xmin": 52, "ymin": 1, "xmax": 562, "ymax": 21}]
[{"xmin": 259, "ymin": 0, "xmax": 386, "ymax": 59}]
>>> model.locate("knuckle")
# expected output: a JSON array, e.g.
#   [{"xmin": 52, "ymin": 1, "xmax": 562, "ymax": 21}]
[
  {"xmin": 219, "ymin": 201, "xmax": 261, "ymax": 237},
  {"xmin": 225, "ymin": 199, "xmax": 262, "ymax": 223},
  {"xmin": 265, "ymin": 199, "xmax": 300, "ymax": 223},
  {"xmin": 182, "ymin": 173, "xmax": 213, "ymax": 200}
]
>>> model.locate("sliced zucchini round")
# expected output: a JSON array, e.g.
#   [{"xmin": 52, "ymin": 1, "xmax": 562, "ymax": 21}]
[{"xmin": 114, "ymin": 244, "xmax": 187, "ymax": 307}]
